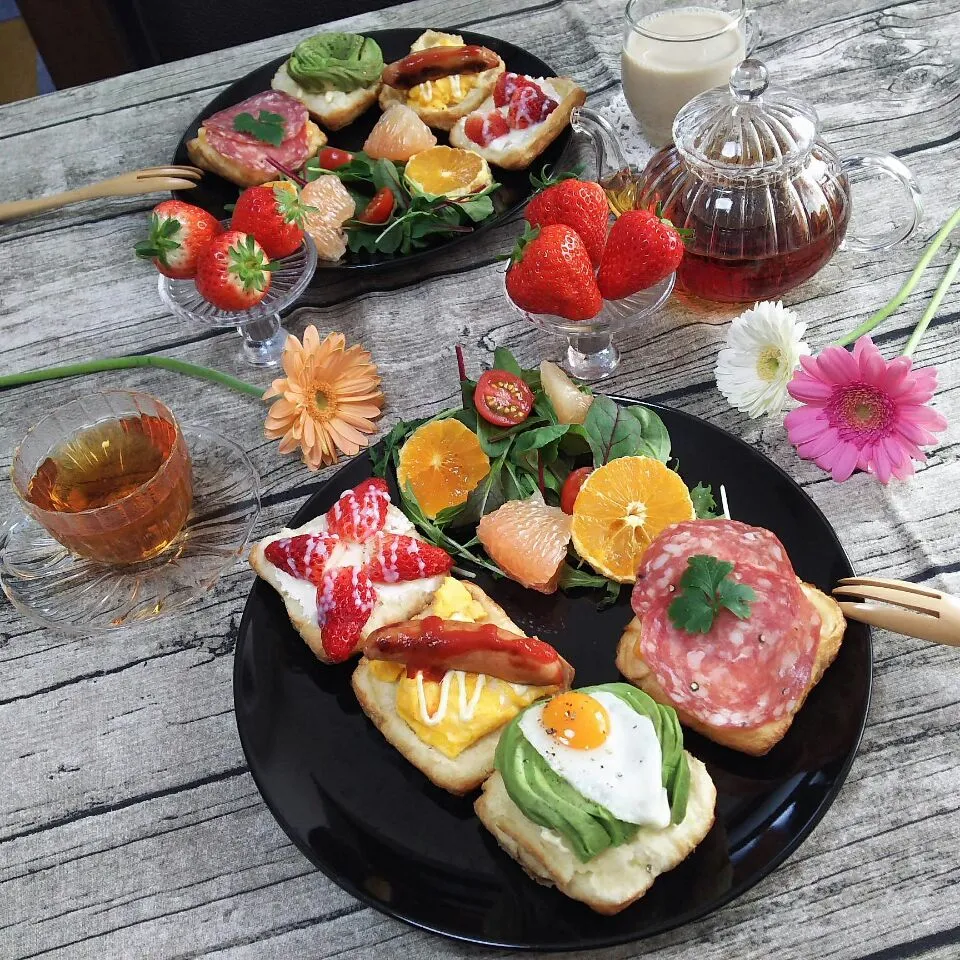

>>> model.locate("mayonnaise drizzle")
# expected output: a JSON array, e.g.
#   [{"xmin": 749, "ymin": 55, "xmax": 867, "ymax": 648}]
[{"xmin": 415, "ymin": 670, "xmax": 488, "ymax": 725}]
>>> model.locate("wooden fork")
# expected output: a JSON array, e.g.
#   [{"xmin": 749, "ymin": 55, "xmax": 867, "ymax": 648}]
[
  {"xmin": 832, "ymin": 577, "xmax": 960, "ymax": 645},
  {"xmin": 0, "ymin": 166, "xmax": 204, "ymax": 222}
]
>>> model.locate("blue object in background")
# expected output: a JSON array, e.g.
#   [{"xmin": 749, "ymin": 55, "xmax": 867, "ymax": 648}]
[{"xmin": 0, "ymin": 0, "xmax": 56, "ymax": 94}]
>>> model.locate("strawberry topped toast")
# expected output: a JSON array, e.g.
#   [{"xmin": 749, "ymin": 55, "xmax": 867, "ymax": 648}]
[
  {"xmin": 249, "ymin": 478, "xmax": 453, "ymax": 663},
  {"xmin": 449, "ymin": 71, "xmax": 585, "ymax": 170}
]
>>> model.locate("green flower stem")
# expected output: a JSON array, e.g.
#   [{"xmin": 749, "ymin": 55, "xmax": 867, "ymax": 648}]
[
  {"xmin": 903, "ymin": 243, "xmax": 960, "ymax": 359},
  {"xmin": 0, "ymin": 355, "xmax": 264, "ymax": 398},
  {"xmin": 835, "ymin": 206, "xmax": 960, "ymax": 347}
]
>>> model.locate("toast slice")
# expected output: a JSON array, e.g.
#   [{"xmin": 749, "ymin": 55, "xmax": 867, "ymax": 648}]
[
  {"xmin": 378, "ymin": 30, "xmax": 505, "ymax": 131},
  {"xmin": 448, "ymin": 78, "xmax": 586, "ymax": 170},
  {"xmin": 616, "ymin": 583, "xmax": 845, "ymax": 756},
  {"xmin": 186, "ymin": 122, "xmax": 326, "ymax": 188},
  {"xmin": 271, "ymin": 63, "xmax": 381, "ymax": 130},
  {"xmin": 352, "ymin": 582, "xmax": 561, "ymax": 795},
  {"xmin": 475, "ymin": 753, "xmax": 716, "ymax": 914}
]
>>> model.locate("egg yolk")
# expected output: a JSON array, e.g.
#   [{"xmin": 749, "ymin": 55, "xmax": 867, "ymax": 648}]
[{"xmin": 541, "ymin": 692, "xmax": 610, "ymax": 750}]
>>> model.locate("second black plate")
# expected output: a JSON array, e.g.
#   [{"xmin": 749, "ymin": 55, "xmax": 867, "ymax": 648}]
[
  {"xmin": 233, "ymin": 398, "xmax": 872, "ymax": 950},
  {"xmin": 172, "ymin": 28, "xmax": 572, "ymax": 272}
]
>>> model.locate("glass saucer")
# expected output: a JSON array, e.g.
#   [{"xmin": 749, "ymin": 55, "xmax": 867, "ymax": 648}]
[
  {"xmin": 0, "ymin": 424, "xmax": 260, "ymax": 634},
  {"xmin": 506, "ymin": 273, "xmax": 675, "ymax": 379},
  {"xmin": 158, "ymin": 235, "xmax": 317, "ymax": 368}
]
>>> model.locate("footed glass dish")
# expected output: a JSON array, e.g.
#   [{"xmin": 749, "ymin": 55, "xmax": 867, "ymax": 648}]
[{"xmin": 158, "ymin": 235, "xmax": 317, "ymax": 367}]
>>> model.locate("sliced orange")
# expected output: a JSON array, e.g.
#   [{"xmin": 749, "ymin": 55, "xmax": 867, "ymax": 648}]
[
  {"xmin": 396, "ymin": 419, "xmax": 489, "ymax": 518},
  {"xmin": 405, "ymin": 146, "xmax": 492, "ymax": 198},
  {"xmin": 478, "ymin": 497, "xmax": 572, "ymax": 594},
  {"xmin": 571, "ymin": 456, "xmax": 695, "ymax": 583}
]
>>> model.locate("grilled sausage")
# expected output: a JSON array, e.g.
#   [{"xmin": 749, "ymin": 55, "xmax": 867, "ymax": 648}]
[{"xmin": 381, "ymin": 45, "xmax": 502, "ymax": 90}]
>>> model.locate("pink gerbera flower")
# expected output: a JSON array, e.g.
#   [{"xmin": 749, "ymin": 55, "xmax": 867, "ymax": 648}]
[{"xmin": 785, "ymin": 336, "xmax": 947, "ymax": 483}]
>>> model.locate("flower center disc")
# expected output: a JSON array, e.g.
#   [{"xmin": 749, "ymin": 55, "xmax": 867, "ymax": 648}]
[
  {"xmin": 755, "ymin": 346, "xmax": 784, "ymax": 382},
  {"xmin": 828, "ymin": 382, "xmax": 895, "ymax": 440}
]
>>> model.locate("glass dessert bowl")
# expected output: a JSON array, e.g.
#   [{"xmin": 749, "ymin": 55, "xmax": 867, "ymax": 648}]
[
  {"xmin": 504, "ymin": 272, "xmax": 675, "ymax": 380},
  {"xmin": 159, "ymin": 232, "xmax": 317, "ymax": 367}
]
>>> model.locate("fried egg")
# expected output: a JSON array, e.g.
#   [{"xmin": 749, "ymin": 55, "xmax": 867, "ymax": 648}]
[{"xmin": 519, "ymin": 691, "xmax": 671, "ymax": 827}]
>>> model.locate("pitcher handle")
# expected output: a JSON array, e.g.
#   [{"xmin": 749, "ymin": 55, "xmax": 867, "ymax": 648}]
[
  {"xmin": 745, "ymin": 8, "xmax": 761, "ymax": 56},
  {"xmin": 570, "ymin": 106, "xmax": 633, "ymax": 183},
  {"xmin": 841, "ymin": 151, "xmax": 923, "ymax": 251}
]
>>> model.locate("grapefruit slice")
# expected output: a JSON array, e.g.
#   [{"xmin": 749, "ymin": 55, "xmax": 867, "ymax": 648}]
[
  {"xmin": 363, "ymin": 104, "xmax": 437, "ymax": 162},
  {"xmin": 478, "ymin": 497, "xmax": 572, "ymax": 594}
]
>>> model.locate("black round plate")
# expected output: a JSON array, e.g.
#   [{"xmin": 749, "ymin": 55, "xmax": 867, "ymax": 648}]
[
  {"xmin": 233, "ymin": 399, "xmax": 871, "ymax": 950},
  {"xmin": 173, "ymin": 28, "xmax": 571, "ymax": 272}
]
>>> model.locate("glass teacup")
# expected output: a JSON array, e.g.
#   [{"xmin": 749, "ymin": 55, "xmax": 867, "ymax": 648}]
[{"xmin": 11, "ymin": 391, "xmax": 193, "ymax": 565}]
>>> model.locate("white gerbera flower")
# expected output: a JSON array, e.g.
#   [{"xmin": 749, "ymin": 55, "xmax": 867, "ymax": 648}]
[{"xmin": 715, "ymin": 301, "xmax": 810, "ymax": 418}]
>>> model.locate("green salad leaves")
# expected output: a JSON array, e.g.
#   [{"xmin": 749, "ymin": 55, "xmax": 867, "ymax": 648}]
[
  {"xmin": 371, "ymin": 347, "xmax": 714, "ymax": 605},
  {"xmin": 304, "ymin": 151, "xmax": 498, "ymax": 257}
]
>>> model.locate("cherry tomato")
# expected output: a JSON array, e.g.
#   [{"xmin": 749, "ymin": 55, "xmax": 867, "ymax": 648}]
[
  {"xmin": 560, "ymin": 466, "xmax": 593, "ymax": 515},
  {"xmin": 317, "ymin": 147, "xmax": 353, "ymax": 170},
  {"xmin": 358, "ymin": 188, "xmax": 396, "ymax": 224},
  {"xmin": 474, "ymin": 370, "xmax": 535, "ymax": 427}
]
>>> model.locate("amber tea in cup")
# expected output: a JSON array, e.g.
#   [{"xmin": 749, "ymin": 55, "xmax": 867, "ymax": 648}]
[{"xmin": 12, "ymin": 392, "xmax": 192, "ymax": 564}]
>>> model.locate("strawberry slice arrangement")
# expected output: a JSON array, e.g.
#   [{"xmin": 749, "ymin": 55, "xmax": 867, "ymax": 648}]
[
  {"xmin": 505, "ymin": 177, "xmax": 687, "ymax": 321},
  {"xmin": 464, "ymin": 73, "xmax": 559, "ymax": 148},
  {"xmin": 262, "ymin": 478, "xmax": 453, "ymax": 662},
  {"xmin": 364, "ymin": 534, "xmax": 453, "ymax": 583},
  {"xmin": 135, "ymin": 181, "xmax": 313, "ymax": 311}
]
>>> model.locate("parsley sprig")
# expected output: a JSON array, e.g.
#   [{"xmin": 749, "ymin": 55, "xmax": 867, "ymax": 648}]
[
  {"xmin": 668, "ymin": 555, "xmax": 756, "ymax": 634},
  {"xmin": 232, "ymin": 110, "xmax": 286, "ymax": 146}
]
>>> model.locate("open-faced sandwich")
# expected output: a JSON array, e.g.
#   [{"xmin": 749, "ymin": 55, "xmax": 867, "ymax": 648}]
[
  {"xmin": 476, "ymin": 683, "xmax": 716, "ymax": 914},
  {"xmin": 352, "ymin": 590, "xmax": 574, "ymax": 794},
  {"xmin": 248, "ymin": 478, "xmax": 453, "ymax": 664},
  {"xmin": 449, "ymin": 72, "xmax": 586, "ymax": 170},
  {"xmin": 616, "ymin": 519, "xmax": 847, "ymax": 756},
  {"xmin": 272, "ymin": 32, "xmax": 384, "ymax": 131},
  {"xmin": 378, "ymin": 30, "xmax": 506, "ymax": 131},
  {"xmin": 187, "ymin": 90, "xmax": 326, "ymax": 187}
]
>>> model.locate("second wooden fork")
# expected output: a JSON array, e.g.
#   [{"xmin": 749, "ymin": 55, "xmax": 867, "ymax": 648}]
[
  {"xmin": 832, "ymin": 577, "xmax": 960, "ymax": 645},
  {"xmin": 0, "ymin": 165, "xmax": 204, "ymax": 222}
]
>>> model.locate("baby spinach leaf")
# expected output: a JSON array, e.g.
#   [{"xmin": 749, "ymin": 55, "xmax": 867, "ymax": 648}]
[
  {"xmin": 582, "ymin": 396, "xmax": 671, "ymax": 466},
  {"xmin": 624, "ymin": 405, "xmax": 671, "ymax": 462},
  {"xmin": 493, "ymin": 346, "xmax": 522, "ymax": 376},
  {"xmin": 510, "ymin": 423, "xmax": 569, "ymax": 456}
]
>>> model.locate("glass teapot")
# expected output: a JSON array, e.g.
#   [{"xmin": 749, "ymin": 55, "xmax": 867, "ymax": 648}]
[{"xmin": 571, "ymin": 58, "xmax": 923, "ymax": 303}]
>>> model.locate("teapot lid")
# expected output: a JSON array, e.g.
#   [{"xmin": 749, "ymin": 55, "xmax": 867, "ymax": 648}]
[{"xmin": 672, "ymin": 59, "xmax": 820, "ymax": 178}]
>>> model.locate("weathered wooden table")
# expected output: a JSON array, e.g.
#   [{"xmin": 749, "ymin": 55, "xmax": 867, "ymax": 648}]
[{"xmin": 2, "ymin": 0, "xmax": 959, "ymax": 956}]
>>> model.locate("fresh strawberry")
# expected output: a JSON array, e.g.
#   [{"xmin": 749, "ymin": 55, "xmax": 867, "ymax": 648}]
[
  {"xmin": 364, "ymin": 534, "xmax": 452, "ymax": 583},
  {"xmin": 597, "ymin": 209, "xmax": 686, "ymax": 300},
  {"xmin": 493, "ymin": 72, "xmax": 535, "ymax": 107},
  {"xmin": 231, "ymin": 183, "xmax": 310, "ymax": 259},
  {"xmin": 505, "ymin": 224, "xmax": 603, "ymax": 321},
  {"xmin": 464, "ymin": 112, "xmax": 510, "ymax": 147},
  {"xmin": 134, "ymin": 200, "xmax": 221, "ymax": 279},
  {"xmin": 525, "ymin": 179, "xmax": 609, "ymax": 267},
  {"xmin": 507, "ymin": 83, "xmax": 557, "ymax": 129},
  {"xmin": 324, "ymin": 478, "xmax": 390, "ymax": 543},
  {"xmin": 264, "ymin": 533, "xmax": 340, "ymax": 585},
  {"xmin": 317, "ymin": 566, "xmax": 377, "ymax": 662},
  {"xmin": 194, "ymin": 231, "xmax": 273, "ymax": 311}
]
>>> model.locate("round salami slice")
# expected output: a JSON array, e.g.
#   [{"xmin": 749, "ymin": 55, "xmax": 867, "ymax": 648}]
[
  {"xmin": 203, "ymin": 91, "xmax": 308, "ymax": 144},
  {"xmin": 632, "ymin": 519, "xmax": 794, "ymax": 618},
  {"xmin": 203, "ymin": 124, "xmax": 312, "ymax": 176},
  {"xmin": 639, "ymin": 563, "xmax": 821, "ymax": 729}
]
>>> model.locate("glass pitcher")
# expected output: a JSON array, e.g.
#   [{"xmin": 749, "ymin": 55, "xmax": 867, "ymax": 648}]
[{"xmin": 572, "ymin": 59, "xmax": 923, "ymax": 303}]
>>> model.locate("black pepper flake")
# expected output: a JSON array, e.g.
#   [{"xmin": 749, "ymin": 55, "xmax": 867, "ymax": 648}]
[{"xmin": 690, "ymin": 681, "xmax": 700, "ymax": 691}]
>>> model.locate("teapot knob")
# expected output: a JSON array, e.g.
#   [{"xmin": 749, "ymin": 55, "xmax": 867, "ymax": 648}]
[{"xmin": 729, "ymin": 58, "xmax": 769, "ymax": 101}]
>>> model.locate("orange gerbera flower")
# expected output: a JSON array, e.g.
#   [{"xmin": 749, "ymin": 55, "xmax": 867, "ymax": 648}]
[{"xmin": 263, "ymin": 326, "xmax": 384, "ymax": 470}]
